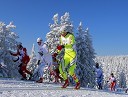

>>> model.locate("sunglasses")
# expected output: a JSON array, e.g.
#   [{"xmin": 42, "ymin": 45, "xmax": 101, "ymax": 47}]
[{"xmin": 37, "ymin": 42, "xmax": 41, "ymax": 44}]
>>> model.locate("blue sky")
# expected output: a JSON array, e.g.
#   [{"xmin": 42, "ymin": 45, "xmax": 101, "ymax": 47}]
[{"xmin": 0, "ymin": 0, "xmax": 128, "ymax": 56}]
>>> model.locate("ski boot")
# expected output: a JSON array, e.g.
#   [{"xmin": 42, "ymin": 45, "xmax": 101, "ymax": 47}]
[
  {"xmin": 21, "ymin": 77, "xmax": 27, "ymax": 80},
  {"xmin": 74, "ymin": 81, "xmax": 80, "ymax": 90},
  {"xmin": 28, "ymin": 73, "xmax": 33, "ymax": 80},
  {"xmin": 61, "ymin": 79, "xmax": 69, "ymax": 88},
  {"xmin": 125, "ymin": 88, "xmax": 128, "ymax": 93},
  {"xmin": 36, "ymin": 78, "xmax": 43, "ymax": 83}
]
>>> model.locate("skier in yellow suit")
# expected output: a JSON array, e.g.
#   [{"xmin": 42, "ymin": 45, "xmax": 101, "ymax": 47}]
[{"xmin": 57, "ymin": 30, "xmax": 80, "ymax": 89}]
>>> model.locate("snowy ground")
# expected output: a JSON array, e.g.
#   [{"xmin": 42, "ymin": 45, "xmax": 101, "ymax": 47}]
[{"xmin": 0, "ymin": 78, "xmax": 128, "ymax": 97}]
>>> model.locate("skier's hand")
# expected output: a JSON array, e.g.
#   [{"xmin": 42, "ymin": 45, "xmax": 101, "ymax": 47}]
[
  {"xmin": 9, "ymin": 50, "xmax": 12, "ymax": 55},
  {"xmin": 37, "ymin": 60, "xmax": 40, "ymax": 65},
  {"xmin": 61, "ymin": 45, "xmax": 65, "ymax": 48},
  {"xmin": 64, "ymin": 66, "xmax": 69, "ymax": 72},
  {"xmin": 22, "ymin": 63, "xmax": 27, "ymax": 66},
  {"xmin": 56, "ymin": 54, "xmax": 62, "ymax": 62},
  {"xmin": 57, "ymin": 45, "xmax": 64, "ymax": 51},
  {"xmin": 38, "ymin": 52, "xmax": 43, "ymax": 56},
  {"xmin": 18, "ymin": 64, "xmax": 22, "ymax": 67},
  {"xmin": 52, "ymin": 53, "xmax": 58, "ymax": 58}
]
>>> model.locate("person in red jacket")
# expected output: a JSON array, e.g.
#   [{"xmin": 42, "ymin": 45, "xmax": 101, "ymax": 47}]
[{"xmin": 10, "ymin": 42, "xmax": 32, "ymax": 80}]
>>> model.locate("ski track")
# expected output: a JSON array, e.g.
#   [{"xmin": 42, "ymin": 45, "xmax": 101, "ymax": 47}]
[{"xmin": 0, "ymin": 78, "xmax": 128, "ymax": 97}]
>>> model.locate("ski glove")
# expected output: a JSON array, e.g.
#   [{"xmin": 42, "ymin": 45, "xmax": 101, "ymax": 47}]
[
  {"xmin": 52, "ymin": 53, "xmax": 58, "ymax": 58},
  {"xmin": 37, "ymin": 60, "xmax": 40, "ymax": 65},
  {"xmin": 56, "ymin": 49, "xmax": 64, "ymax": 61},
  {"xmin": 38, "ymin": 51, "xmax": 43, "ymax": 56},
  {"xmin": 57, "ymin": 45, "xmax": 64, "ymax": 51},
  {"xmin": 64, "ymin": 65, "xmax": 70, "ymax": 72}
]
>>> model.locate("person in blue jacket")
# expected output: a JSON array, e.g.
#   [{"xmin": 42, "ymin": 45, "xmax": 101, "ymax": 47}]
[{"xmin": 94, "ymin": 63, "xmax": 103, "ymax": 89}]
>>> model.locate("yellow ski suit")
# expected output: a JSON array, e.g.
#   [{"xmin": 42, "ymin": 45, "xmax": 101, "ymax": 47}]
[{"xmin": 59, "ymin": 32, "xmax": 79, "ymax": 83}]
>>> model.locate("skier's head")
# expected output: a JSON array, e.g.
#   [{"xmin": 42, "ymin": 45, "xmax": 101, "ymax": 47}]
[
  {"xmin": 61, "ymin": 31, "xmax": 67, "ymax": 37},
  {"xmin": 23, "ymin": 48, "xmax": 27, "ymax": 53},
  {"xmin": 17, "ymin": 42, "xmax": 23, "ymax": 49},
  {"xmin": 60, "ymin": 25, "xmax": 73, "ymax": 34},
  {"xmin": 60, "ymin": 25, "xmax": 72, "ymax": 37},
  {"xmin": 61, "ymin": 31, "xmax": 71, "ymax": 37},
  {"xmin": 95, "ymin": 62, "xmax": 99, "ymax": 68},
  {"xmin": 37, "ymin": 37, "xmax": 43, "ymax": 45},
  {"xmin": 111, "ymin": 73, "xmax": 114, "ymax": 77}
]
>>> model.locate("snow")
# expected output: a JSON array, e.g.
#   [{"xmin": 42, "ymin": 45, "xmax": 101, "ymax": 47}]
[{"xmin": 0, "ymin": 78, "xmax": 127, "ymax": 97}]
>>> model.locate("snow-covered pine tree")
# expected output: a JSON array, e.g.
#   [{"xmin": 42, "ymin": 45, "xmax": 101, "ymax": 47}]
[
  {"xmin": 27, "ymin": 44, "xmax": 37, "ymax": 74},
  {"xmin": 75, "ymin": 22, "xmax": 96, "ymax": 88},
  {"xmin": 46, "ymin": 13, "xmax": 61, "ymax": 54},
  {"xmin": 60, "ymin": 12, "xmax": 73, "ymax": 33},
  {"xmin": 0, "ymin": 22, "xmax": 19, "ymax": 77}
]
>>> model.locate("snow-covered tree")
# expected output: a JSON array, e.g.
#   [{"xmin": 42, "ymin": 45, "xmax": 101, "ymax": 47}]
[
  {"xmin": 0, "ymin": 21, "xmax": 19, "ymax": 77},
  {"xmin": 0, "ymin": 22, "xmax": 18, "ymax": 50},
  {"xmin": 27, "ymin": 44, "xmax": 37, "ymax": 74},
  {"xmin": 75, "ymin": 22, "xmax": 96, "ymax": 87},
  {"xmin": 46, "ymin": 13, "xmax": 60, "ymax": 54}
]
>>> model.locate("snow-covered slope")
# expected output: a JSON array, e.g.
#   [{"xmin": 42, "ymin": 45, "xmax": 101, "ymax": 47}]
[{"xmin": 0, "ymin": 78, "xmax": 127, "ymax": 97}]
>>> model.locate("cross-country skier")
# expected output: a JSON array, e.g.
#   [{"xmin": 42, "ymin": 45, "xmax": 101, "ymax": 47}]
[
  {"xmin": 56, "ymin": 29, "xmax": 80, "ymax": 89},
  {"xmin": 10, "ymin": 42, "xmax": 32, "ymax": 80},
  {"xmin": 108, "ymin": 73, "xmax": 116, "ymax": 91},
  {"xmin": 50, "ymin": 53, "xmax": 63, "ymax": 83},
  {"xmin": 94, "ymin": 63, "xmax": 103, "ymax": 89},
  {"xmin": 36, "ymin": 37, "xmax": 52, "ymax": 83}
]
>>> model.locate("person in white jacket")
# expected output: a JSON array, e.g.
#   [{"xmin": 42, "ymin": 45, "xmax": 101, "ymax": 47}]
[{"xmin": 36, "ymin": 37, "xmax": 52, "ymax": 83}]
